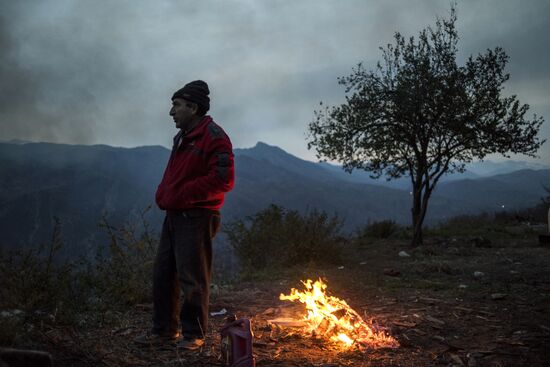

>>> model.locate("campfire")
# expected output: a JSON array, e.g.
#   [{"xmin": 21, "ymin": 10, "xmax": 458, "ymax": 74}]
[{"xmin": 279, "ymin": 278, "xmax": 398, "ymax": 349}]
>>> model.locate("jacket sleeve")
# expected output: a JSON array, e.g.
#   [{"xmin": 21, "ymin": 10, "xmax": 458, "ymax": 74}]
[
  {"xmin": 168, "ymin": 136, "xmax": 234, "ymax": 206},
  {"xmin": 155, "ymin": 160, "xmax": 170, "ymax": 210}
]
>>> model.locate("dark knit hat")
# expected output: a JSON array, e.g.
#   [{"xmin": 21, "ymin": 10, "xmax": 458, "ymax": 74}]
[{"xmin": 172, "ymin": 80, "xmax": 210, "ymax": 113}]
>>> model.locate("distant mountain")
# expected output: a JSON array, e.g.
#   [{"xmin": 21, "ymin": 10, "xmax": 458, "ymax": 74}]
[
  {"xmin": 318, "ymin": 156, "xmax": 549, "ymax": 190},
  {"xmin": 0, "ymin": 139, "xmax": 32, "ymax": 145},
  {"xmin": 235, "ymin": 142, "xmax": 339, "ymax": 184},
  {"xmin": 1, "ymin": 141, "xmax": 548, "ymax": 258},
  {"xmin": 0, "ymin": 142, "xmax": 169, "ymax": 258},
  {"xmin": 436, "ymin": 169, "xmax": 550, "ymax": 211},
  {"xmin": 235, "ymin": 142, "xmax": 549, "ymax": 219},
  {"xmin": 464, "ymin": 160, "xmax": 550, "ymax": 177}
]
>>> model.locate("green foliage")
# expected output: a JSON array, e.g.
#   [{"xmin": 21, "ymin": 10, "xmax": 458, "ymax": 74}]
[
  {"xmin": 510, "ymin": 186, "xmax": 550, "ymax": 224},
  {"xmin": 92, "ymin": 210, "xmax": 157, "ymax": 306},
  {"xmin": 358, "ymin": 219, "xmax": 401, "ymax": 240},
  {"xmin": 307, "ymin": 5, "xmax": 545, "ymax": 246},
  {"xmin": 0, "ymin": 208, "xmax": 158, "ymax": 336},
  {"xmin": 0, "ymin": 218, "xmax": 80, "ymax": 321},
  {"xmin": 225, "ymin": 205, "xmax": 345, "ymax": 275},
  {"xmin": 426, "ymin": 212, "xmax": 536, "ymax": 239},
  {"xmin": 431, "ymin": 213, "xmax": 495, "ymax": 235}
]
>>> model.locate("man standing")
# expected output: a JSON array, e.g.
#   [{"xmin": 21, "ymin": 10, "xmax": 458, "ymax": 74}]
[{"xmin": 135, "ymin": 80, "xmax": 235, "ymax": 350}]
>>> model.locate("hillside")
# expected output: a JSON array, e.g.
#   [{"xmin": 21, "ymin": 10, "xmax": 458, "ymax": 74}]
[
  {"xmin": 1, "ymin": 141, "xmax": 548, "ymax": 258},
  {"xmin": 0, "ymin": 143, "xmax": 169, "ymax": 258}
]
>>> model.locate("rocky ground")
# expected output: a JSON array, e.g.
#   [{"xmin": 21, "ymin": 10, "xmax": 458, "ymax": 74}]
[{"xmin": 3, "ymin": 232, "xmax": 550, "ymax": 366}]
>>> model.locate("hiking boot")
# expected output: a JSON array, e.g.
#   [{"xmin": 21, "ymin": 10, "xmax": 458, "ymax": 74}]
[
  {"xmin": 176, "ymin": 337, "xmax": 205, "ymax": 351},
  {"xmin": 133, "ymin": 331, "xmax": 180, "ymax": 346}
]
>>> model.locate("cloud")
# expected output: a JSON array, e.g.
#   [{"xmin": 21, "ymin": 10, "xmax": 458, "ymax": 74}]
[
  {"xmin": 0, "ymin": 1, "xmax": 136, "ymax": 144},
  {"xmin": 0, "ymin": 0, "xmax": 548, "ymax": 162}
]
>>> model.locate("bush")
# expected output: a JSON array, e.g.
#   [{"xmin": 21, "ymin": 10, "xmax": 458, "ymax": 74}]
[
  {"xmin": 433, "ymin": 213, "xmax": 494, "ymax": 233},
  {"xmin": 91, "ymin": 211, "xmax": 157, "ymax": 306},
  {"xmin": 504, "ymin": 189, "xmax": 550, "ymax": 224},
  {"xmin": 426, "ymin": 211, "xmax": 538, "ymax": 238},
  {"xmin": 357, "ymin": 219, "xmax": 400, "ymax": 240},
  {"xmin": 225, "ymin": 205, "xmax": 345, "ymax": 274},
  {"xmin": 0, "ymin": 217, "xmax": 82, "ymax": 323},
  {"xmin": 0, "ymin": 208, "xmax": 158, "ymax": 333}
]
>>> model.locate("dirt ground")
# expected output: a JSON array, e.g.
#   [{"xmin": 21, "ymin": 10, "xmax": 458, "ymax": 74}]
[{"xmin": 13, "ymin": 233, "xmax": 550, "ymax": 366}]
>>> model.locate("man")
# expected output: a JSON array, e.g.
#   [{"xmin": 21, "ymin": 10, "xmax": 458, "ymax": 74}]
[{"xmin": 135, "ymin": 80, "xmax": 235, "ymax": 350}]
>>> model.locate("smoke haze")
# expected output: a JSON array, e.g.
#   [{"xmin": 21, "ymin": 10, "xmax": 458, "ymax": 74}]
[{"xmin": 1, "ymin": 0, "xmax": 549, "ymax": 162}]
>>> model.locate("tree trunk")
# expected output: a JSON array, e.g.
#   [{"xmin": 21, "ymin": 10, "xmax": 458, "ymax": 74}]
[
  {"xmin": 410, "ymin": 180, "xmax": 431, "ymax": 247},
  {"xmin": 411, "ymin": 182, "xmax": 423, "ymax": 247},
  {"xmin": 411, "ymin": 222, "xmax": 423, "ymax": 247}
]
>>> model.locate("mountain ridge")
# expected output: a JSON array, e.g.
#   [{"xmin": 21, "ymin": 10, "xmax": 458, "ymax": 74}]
[{"xmin": 1, "ymin": 141, "xmax": 548, "ymax": 258}]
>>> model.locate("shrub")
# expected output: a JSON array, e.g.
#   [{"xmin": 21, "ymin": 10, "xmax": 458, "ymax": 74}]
[
  {"xmin": 425, "ymin": 212, "xmax": 498, "ymax": 238},
  {"xmin": 0, "ymin": 217, "xmax": 82, "ymax": 323},
  {"xmin": 224, "ymin": 205, "xmax": 345, "ymax": 274},
  {"xmin": 427, "ymin": 211, "xmax": 538, "ymax": 238},
  {"xmin": 357, "ymin": 219, "xmax": 401, "ymax": 241},
  {"xmin": 503, "ymin": 188, "xmax": 550, "ymax": 224},
  {"xmin": 92, "ymin": 210, "xmax": 157, "ymax": 306},
  {"xmin": 0, "ymin": 208, "xmax": 158, "ymax": 331}
]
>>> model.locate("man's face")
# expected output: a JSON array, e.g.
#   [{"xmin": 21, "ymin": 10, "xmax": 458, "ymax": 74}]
[{"xmin": 170, "ymin": 98, "xmax": 197, "ymax": 130}]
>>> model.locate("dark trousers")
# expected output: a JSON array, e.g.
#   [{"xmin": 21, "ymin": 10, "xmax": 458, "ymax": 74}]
[{"xmin": 152, "ymin": 209, "xmax": 221, "ymax": 338}]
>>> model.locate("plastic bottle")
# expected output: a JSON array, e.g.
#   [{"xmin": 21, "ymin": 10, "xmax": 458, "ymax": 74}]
[{"xmin": 220, "ymin": 315, "xmax": 255, "ymax": 367}]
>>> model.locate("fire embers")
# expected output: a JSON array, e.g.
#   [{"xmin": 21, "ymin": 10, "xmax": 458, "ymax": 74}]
[{"xmin": 279, "ymin": 279, "xmax": 398, "ymax": 349}]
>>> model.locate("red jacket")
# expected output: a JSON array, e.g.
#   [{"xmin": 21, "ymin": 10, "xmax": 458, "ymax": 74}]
[{"xmin": 155, "ymin": 116, "xmax": 235, "ymax": 211}]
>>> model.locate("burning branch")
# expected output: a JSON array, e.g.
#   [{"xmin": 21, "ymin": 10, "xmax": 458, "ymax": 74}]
[{"xmin": 279, "ymin": 279, "xmax": 398, "ymax": 349}]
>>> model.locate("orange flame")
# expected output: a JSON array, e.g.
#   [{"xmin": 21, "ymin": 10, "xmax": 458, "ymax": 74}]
[{"xmin": 279, "ymin": 278, "xmax": 398, "ymax": 349}]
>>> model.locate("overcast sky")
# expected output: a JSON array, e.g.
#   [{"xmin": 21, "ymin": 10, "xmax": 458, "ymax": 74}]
[{"xmin": 1, "ymin": 0, "xmax": 549, "ymax": 163}]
